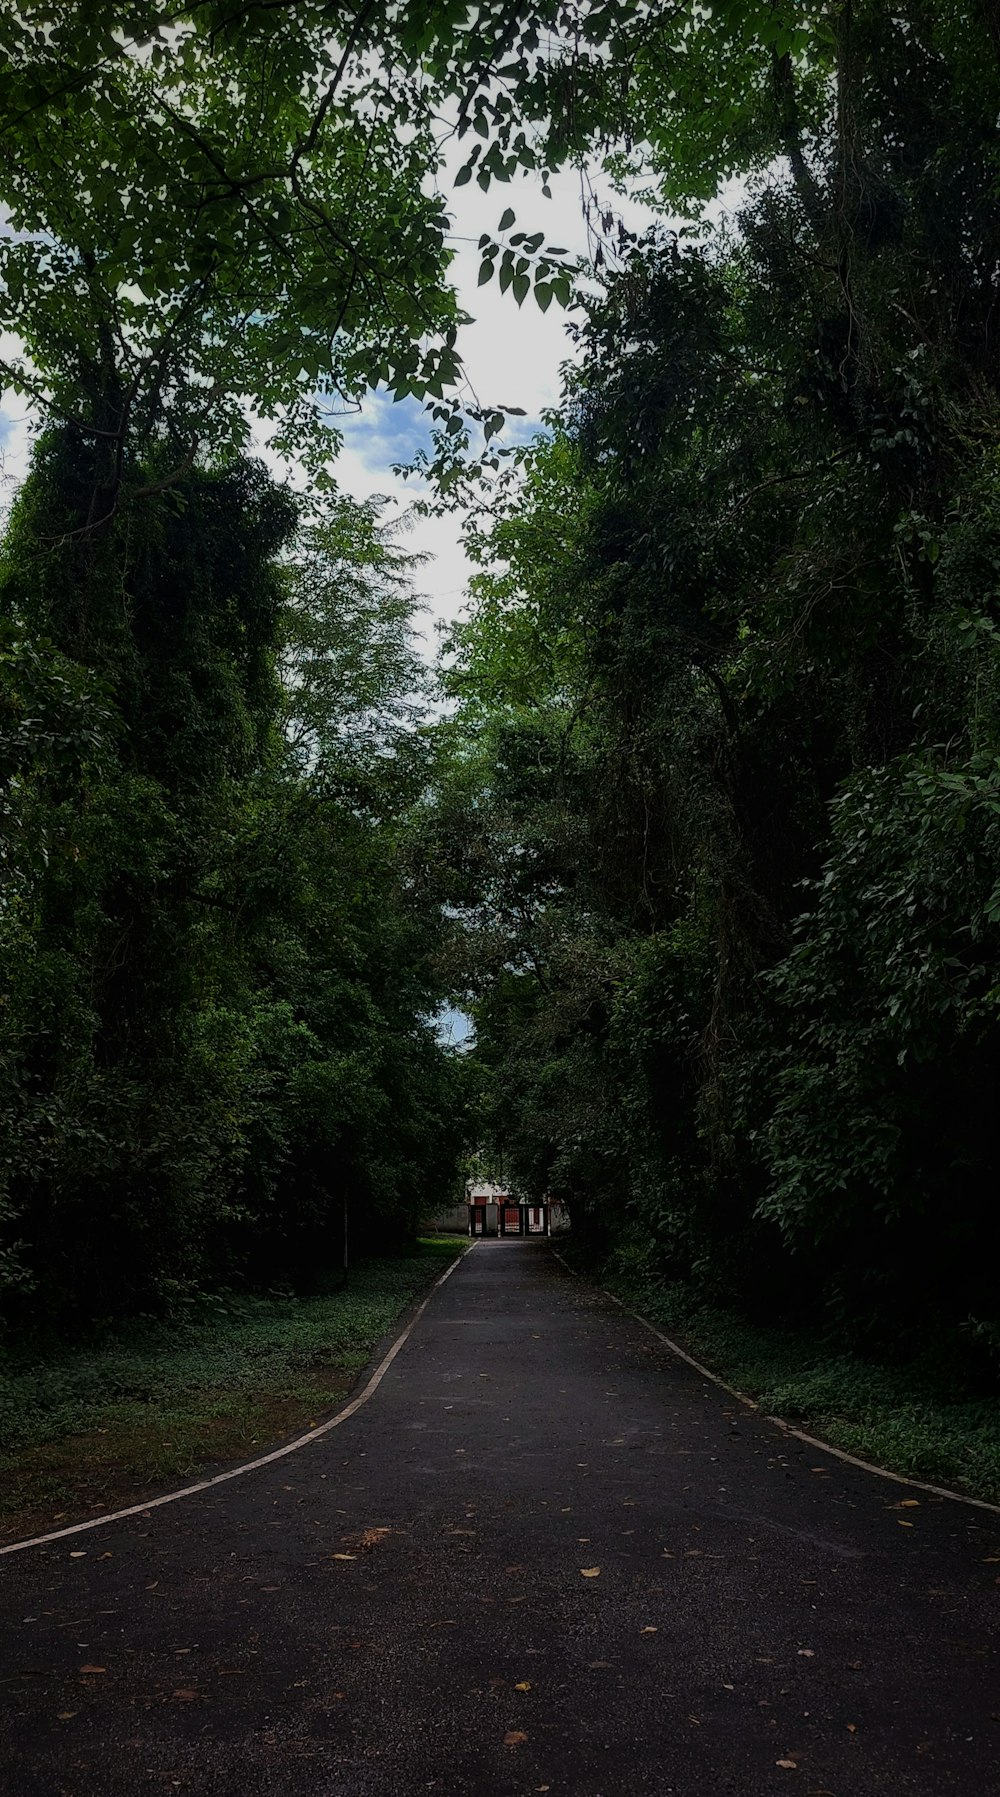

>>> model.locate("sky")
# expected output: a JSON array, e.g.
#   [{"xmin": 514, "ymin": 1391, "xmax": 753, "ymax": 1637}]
[
  {"xmin": 337, "ymin": 158, "xmax": 650, "ymax": 1051},
  {"xmin": 331, "ymin": 160, "xmax": 656, "ymax": 659}
]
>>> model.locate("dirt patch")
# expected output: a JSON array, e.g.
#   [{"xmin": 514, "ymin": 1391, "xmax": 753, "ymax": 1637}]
[{"xmin": 0, "ymin": 1364, "xmax": 353, "ymax": 1545}]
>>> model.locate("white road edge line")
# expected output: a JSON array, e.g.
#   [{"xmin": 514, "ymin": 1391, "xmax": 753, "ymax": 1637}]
[
  {"xmin": 0, "ymin": 1243, "xmax": 477, "ymax": 1559},
  {"xmin": 551, "ymin": 1248, "xmax": 1000, "ymax": 1517}
]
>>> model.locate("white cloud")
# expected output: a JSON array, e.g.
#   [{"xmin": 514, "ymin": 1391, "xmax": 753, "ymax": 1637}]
[
  {"xmin": 330, "ymin": 173, "xmax": 593, "ymax": 658},
  {"xmin": 335, "ymin": 430, "xmax": 476, "ymax": 655},
  {"xmin": 333, "ymin": 161, "xmax": 657, "ymax": 650}
]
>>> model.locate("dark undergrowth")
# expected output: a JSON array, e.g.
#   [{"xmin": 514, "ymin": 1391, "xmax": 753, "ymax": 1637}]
[{"xmin": 0, "ymin": 1239, "xmax": 464, "ymax": 1539}]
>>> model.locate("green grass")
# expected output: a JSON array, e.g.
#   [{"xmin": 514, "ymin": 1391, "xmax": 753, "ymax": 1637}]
[
  {"xmin": 583, "ymin": 1254, "xmax": 1000, "ymax": 1507},
  {"xmin": 0, "ymin": 1238, "xmax": 465, "ymax": 1539}
]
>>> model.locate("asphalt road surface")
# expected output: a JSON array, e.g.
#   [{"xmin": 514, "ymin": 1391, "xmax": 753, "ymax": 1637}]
[{"xmin": 2, "ymin": 1241, "xmax": 999, "ymax": 1796}]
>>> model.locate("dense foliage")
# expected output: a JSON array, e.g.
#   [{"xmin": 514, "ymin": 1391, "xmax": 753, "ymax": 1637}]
[
  {"xmin": 5, "ymin": 1, "xmax": 1000, "ymax": 1379},
  {"xmin": 0, "ymin": 435, "xmax": 464, "ymax": 1332},
  {"xmin": 436, "ymin": 1, "xmax": 1000, "ymax": 1372}
]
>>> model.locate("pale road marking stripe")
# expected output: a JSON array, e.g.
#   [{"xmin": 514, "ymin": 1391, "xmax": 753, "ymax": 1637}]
[
  {"xmin": 0, "ymin": 1243, "xmax": 477, "ymax": 1560},
  {"xmin": 552, "ymin": 1248, "xmax": 1000, "ymax": 1518}
]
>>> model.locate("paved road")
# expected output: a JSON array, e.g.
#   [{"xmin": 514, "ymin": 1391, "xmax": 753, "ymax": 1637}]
[{"xmin": 2, "ymin": 1242, "xmax": 999, "ymax": 1796}]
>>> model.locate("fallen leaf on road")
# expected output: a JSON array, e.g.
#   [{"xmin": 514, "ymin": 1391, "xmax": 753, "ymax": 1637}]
[
  {"xmin": 776, "ymin": 1760, "xmax": 798, "ymax": 1770},
  {"xmin": 514, "ymin": 1681, "xmax": 532, "ymax": 1691},
  {"xmin": 360, "ymin": 1528, "xmax": 391, "ymax": 1551},
  {"xmin": 504, "ymin": 1730, "xmax": 528, "ymax": 1747},
  {"xmin": 332, "ymin": 1553, "xmax": 356, "ymax": 1561},
  {"xmin": 79, "ymin": 1666, "xmax": 106, "ymax": 1675},
  {"xmin": 897, "ymin": 1499, "xmax": 919, "ymax": 1507},
  {"xmin": 580, "ymin": 1567, "xmax": 601, "ymax": 1578},
  {"xmin": 641, "ymin": 1627, "xmax": 658, "ymax": 1635},
  {"xmin": 69, "ymin": 1552, "xmax": 86, "ymax": 1559},
  {"xmin": 797, "ymin": 1649, "xmax": 815, "ymax": 1658},
  {"xmin": 57, "ymin": 1712, "xmax": 76, "ymax": 1720},
  {"xmin": 846, "ymin": 1723, "xmax": 857, "ymax": 1733},
  {"xmin": 897, "ymin": 1520, "xmax": 914, "ymax": 1528}
]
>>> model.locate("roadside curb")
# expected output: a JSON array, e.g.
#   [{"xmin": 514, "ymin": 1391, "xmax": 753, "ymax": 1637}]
[
  {"xmin": 0, "ymin": 1243, "xmax": 477, "ymax": 1559},
  {"xmin": 551, "ymin": 1248, "xmax": 1000, "ymax": 1518}
]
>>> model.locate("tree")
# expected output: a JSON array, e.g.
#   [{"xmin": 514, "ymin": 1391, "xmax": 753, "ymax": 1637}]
[
  {"xmin": 0, "ymin": 3, "xmax": 465, "ymax": 492},
  {"xmin": 279, "ymin": 500, "xmax": 430, "ymax": 806},
  {"xmin": 432, "ymin": 4, "xmax": 1000, "ymax": 1362},
  {"xmin": 0, "ymin": 1, "xmax": 934, "ymax": 493},
  {"xmin": 0, "ymin": 433, "xmax": 463, "ymax": 1329}
]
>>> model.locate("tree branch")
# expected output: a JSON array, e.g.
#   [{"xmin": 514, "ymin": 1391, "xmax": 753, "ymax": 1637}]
[{"xmin": 771, "ymin": 50, "xmax": 825, "ymax": 239}]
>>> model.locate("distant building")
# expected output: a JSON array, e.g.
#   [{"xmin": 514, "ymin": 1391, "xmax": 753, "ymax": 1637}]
[{"xmin": 465, "ymin": 1180, "xmax": 549, "ymax": 1238}]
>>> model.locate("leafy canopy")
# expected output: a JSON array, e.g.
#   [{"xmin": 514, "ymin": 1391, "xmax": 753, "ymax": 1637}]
[{"xmin": 0, "ymin": 0, "xmax": 873, "ymax": 480}]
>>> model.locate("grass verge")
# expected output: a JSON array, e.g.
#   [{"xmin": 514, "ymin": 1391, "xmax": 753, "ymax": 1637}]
[
  {"xmin": 573, "ymin": 1251, "xmax": 1000, "ymax": 1507},
  {"xmin": 0, "ymin": 1238, "xmax": 465, "ymax": 1542}
]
